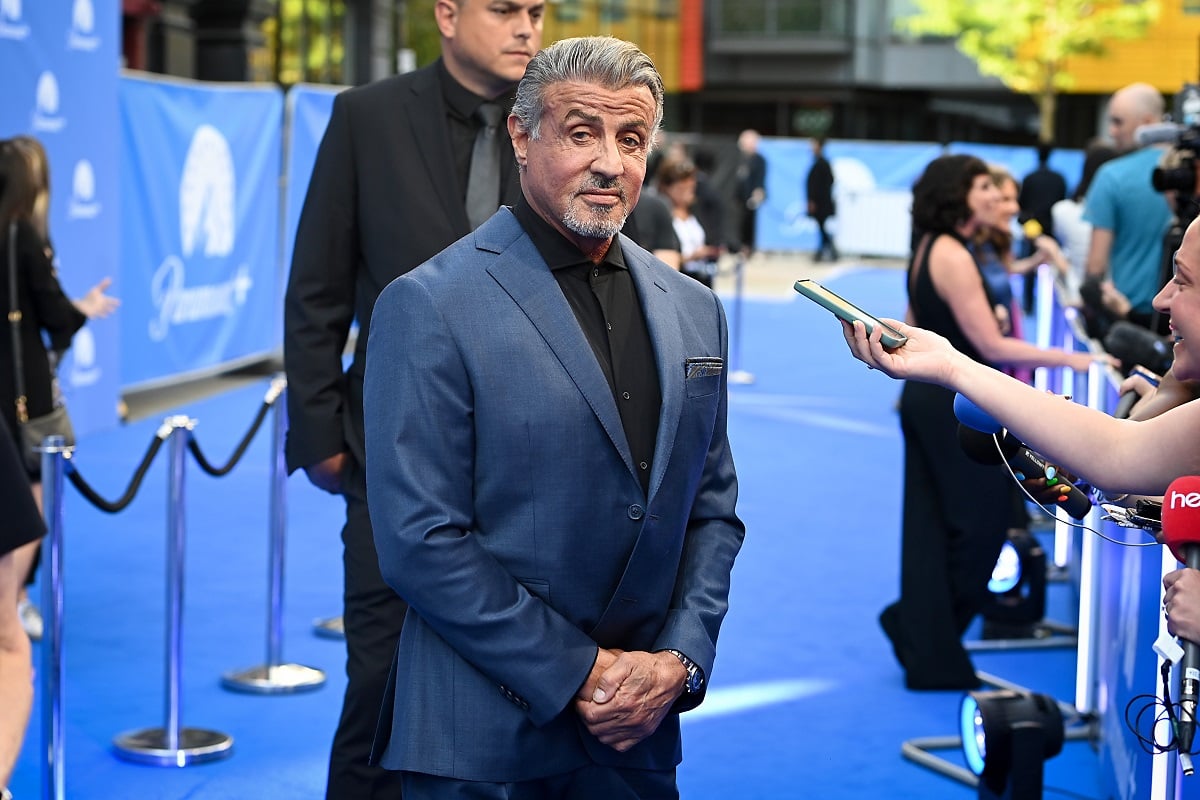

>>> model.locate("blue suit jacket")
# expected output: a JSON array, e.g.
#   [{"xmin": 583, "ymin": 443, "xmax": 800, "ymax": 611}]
[{"xmin": 363, "ymin": 208, "xmax": 745, "ymax": 781}]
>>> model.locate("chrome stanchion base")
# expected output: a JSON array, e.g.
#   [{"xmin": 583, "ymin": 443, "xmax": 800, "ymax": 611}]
[
  {"xmin": 728, "ymin": 370, "xmax": 756, "ymax": 385},
  {"xmin": 112, "ymin": 727, "xmax": 233, "ymax": 766},
  {"xmin": 312, "ymin": 615, "xmax": 345, "ymax": 639},
  {"xmin": 221, "ymin": 663, "xmax": 327, "ymax": 694}
]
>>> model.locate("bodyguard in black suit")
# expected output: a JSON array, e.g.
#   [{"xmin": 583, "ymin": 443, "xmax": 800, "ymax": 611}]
[{"xmin": 282, "ymin": 1, "xmax": 545, "ymax": 796}]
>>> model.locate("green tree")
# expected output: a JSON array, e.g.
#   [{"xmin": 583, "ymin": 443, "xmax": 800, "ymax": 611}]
[{"xmin": 898, "ymin": 0, "xmax": 1161, "ymax": 142}]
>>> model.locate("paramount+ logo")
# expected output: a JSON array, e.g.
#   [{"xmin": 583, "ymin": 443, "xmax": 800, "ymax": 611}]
[{"xmin": 1168, "ymin": 490, "xmax": 1200, "ymax": 510}]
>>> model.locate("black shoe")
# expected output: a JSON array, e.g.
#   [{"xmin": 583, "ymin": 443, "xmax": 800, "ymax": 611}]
[
  {"xmin": 904, "ymin": 672, "xmax": 983, "ymax": 692},
  {"xmin": 878, "ymin": 604, "xmax": 905, "ymax": 668}
]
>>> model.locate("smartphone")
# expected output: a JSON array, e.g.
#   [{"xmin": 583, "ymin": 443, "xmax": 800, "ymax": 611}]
[{"xmin": 793, "ymin": 278, "xmax": 908, "ymax": 348}]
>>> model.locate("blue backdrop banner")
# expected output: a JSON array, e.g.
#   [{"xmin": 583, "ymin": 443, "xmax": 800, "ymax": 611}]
[
  {"xmin": 0, "ymin": 0, "xmax": 121, "ymax": 435},
  {"xmin": 119, "ymin": 74, "xmax": 284, "ymax": 388}
]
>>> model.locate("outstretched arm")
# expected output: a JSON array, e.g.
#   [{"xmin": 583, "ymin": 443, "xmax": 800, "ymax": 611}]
[{"xmin": 840, "ymin": 319, "xmax": 1200, "ymax": 496}]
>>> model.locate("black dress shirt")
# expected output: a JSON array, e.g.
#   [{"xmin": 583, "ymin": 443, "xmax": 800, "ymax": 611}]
[
  {"xmin": 437, "ymin": 60, "xmax": 518, "ymax": 208},
  {"xmin": 512, "ymin": 197, "xmax": 662, "ymax": 496}
]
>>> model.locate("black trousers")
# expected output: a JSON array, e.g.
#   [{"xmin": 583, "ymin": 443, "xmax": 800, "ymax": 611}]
[
  {"xmin": 327, "ymin": 460, "xmax": 408, "ymax": 799},
  {"xmin": 401, "ymin": 764, "xmax": 679, "ymax": 800},
  {"xmin": 813, "ymin": 216, "xmax": 836, "ymax": 260},
  {"xmin": 886, "ymin": 381, "xmax": 1010, "ymax": 689}
]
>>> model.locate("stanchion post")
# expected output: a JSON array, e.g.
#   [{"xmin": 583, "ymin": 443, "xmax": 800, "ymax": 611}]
[
  {"xmin": 113, "ymin": 416, "xmax": 233, "ymax": 766},
  {"xmin": 223, "ymin": 378, "xmax": 325, "ymax": 693},
  {"xmin": 728, "ymin": 254, "xmax": 755, "ymax": 385},
  {"xmin": 40, "ymin": 435, "xmax": 70, "ymax": 800}
]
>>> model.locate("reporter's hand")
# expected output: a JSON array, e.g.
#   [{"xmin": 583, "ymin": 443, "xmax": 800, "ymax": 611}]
[
  {"xmin": 839, "ymin": 318, "xmax": 961, "ymax": 386},
  {"xmin": 304, "ymin": 452, "xmax": 348, "ymax": 495},
  {"xmin": 1033, "ymin": 236, "xmax": 1067, "ymax": 274},
  {"xmin": 1119, "ymin": 369, "xmax": 1160, "ymax": 399},
  {"xmin": 1164, "ymin": 568, "xmax": 1200, "ymax": 643},
  {"xmin": 1066, "ymin": 350, "xmax": 1119, "ymax": 373},
  {"xmin": 1099, "ymin": 281, "xmax": 1132, "ymax": 319}
]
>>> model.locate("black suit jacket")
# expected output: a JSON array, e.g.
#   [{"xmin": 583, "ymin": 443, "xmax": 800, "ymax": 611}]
[
  {"xmin": 805, "ymin": 155, "xmax": 835, "ymax": 220},
  {"xmin": 283, "ymin": 61, "xmax": 524, "ymax": 473},
  {"xmin": 1, "ymin": 221, "xmax": 85, "ymax": 468}
]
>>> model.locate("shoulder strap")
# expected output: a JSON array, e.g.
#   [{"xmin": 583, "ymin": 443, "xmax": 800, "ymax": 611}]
[{"xmin": 7, "ymin": 221, "xmax": 28, "ymax": 422}]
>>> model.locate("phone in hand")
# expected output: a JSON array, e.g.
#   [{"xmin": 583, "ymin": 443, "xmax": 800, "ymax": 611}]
[{"xmin": 793, "ymin": 278, "xmax": 908, "ymax": 348}]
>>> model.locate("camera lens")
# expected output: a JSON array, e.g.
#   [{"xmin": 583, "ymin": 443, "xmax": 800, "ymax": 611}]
[{"xmin": 1152, "ymin": 166, "xmax": 1196, "ymax": 194}]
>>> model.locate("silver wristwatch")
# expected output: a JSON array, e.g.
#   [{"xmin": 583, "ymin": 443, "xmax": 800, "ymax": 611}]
[{"xmin": 664, "ymin": 648, "xmax": 705, "ymax": 695}]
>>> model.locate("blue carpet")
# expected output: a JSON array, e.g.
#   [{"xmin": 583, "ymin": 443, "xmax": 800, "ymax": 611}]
[{"xmin": 9, "ymin": 266, "xmax": 1101, "ymax": 798}]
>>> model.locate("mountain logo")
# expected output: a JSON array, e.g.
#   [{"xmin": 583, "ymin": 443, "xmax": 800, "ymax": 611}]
[
  {"xmin": 148, "ymin": 124, "xmax": 252, "ymax": 342},
  {"xmin": 67, "ymin": 327, "xmax": 100, "ymax": 388},
  {"xmin": 68, "ymin": 0, "xmax": 99, "ymax": 51},
  {"xmin": 179, "ymin": 124, "xmax": 235, "ymax": 258},
  {"xmin": 68, "ymin": 160, "xmax": 101, "ymax": 220},
  {"xmin": 0, "ymin": 0, "xmax": 29, "ymax": 41},
  {"xmin": 32, "ymin": 71, "xmax": 65, "ymax": 133}
]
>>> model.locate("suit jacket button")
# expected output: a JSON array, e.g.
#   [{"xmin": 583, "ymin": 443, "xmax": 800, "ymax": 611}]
[{"xmin": 627, "ymin": 504, "xmax": 644, "ymax": 520}]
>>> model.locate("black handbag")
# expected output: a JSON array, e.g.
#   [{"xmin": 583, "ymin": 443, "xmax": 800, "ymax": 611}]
[{"xmin": 7, "ymin": 220, "xmax": 74, "ymax": 471}]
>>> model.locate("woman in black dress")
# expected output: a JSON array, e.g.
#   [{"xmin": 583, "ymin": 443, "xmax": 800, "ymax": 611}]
[{"xmin": 879, "ymin": 154, "xmax": 1110, "ymax": 690}]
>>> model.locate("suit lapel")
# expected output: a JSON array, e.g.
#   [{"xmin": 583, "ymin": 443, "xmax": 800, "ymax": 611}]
[
  {"xmin": 623, "ymin": 238, "xmax": 684, "ymax": 502},
  {"xmin": 482, "ymin": 216, "xmax": 635, "ymax": 473},
  {"xmin": 403, "ymin": 67, "xmax": 471, "ymax": 234}
]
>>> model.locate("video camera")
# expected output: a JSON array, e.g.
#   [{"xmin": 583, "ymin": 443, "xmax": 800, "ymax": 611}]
[{"xmin": 1147, "ymin": 84, "xmax": 1200, "ymax": 196}]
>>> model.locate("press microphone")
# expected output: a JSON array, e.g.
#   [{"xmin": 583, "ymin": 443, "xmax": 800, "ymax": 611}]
[
  {"xmin": 952, "ymin": 394, "xmax": 1092, "ymax": 519},
  {"xmin": 1162, "ymin": 475, "xmax": 1200, "ymax": 753},
  {"xmin": 953, "ymin": 393, "xmax": 1001, "ymax": 434},
  {"xmin": 956, "ymin": 424, "xmax": 1092, "ymax": 520},
  {"xmin": 1114, "ymin": 390, "xmax": 1140, "ymax": 420},
  {"xmin": 1103, "ymin": 320, "xmax": 1173, "ymax": 376}
]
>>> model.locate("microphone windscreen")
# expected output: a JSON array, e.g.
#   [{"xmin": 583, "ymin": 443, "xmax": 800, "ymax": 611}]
[
  {"xmin": 1162, "ymin": 476, "xmax": 1200, "ymax": 562},
  {"xmin": 953, "ymin": 393, "xmax": 1002, "ymax": 434},
  {"xmin": 1103, "ymin": 321, "xmax": 1173, "ymax": 376},
  {"xmin": 957, "ymin": 425, "xmax": 1004, "ymax": 465}
]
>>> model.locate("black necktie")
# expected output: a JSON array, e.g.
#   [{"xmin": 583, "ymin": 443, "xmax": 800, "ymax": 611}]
[{"xmin": 466, "ymin": 102, "xmax": 503, "ymax": 229}]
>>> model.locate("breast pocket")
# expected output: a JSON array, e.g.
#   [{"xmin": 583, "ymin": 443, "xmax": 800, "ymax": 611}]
[{"xmin": 685, "ymin": 373, "xmax": 720, "ymax": 398}]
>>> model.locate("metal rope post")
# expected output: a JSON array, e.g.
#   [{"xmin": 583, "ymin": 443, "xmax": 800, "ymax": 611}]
[
  {"xmin": 39, "ymin": 435, "xmax": 71, "ymax": 800},
  {"xmin": 727, "ymin": 253, "xmax": 755, "ymax": 385},
  {"xmin": 113, "ymin": 416, "xmax": 233, "ymax": 766},
  {"xmin": 223, "ymin": 378, "xmax": 325, "ymax": 693}
]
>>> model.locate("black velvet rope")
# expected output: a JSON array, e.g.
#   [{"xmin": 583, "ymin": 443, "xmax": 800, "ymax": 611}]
[
  {"xmin": 65, "ymin": 432, "xmax": 167, "ymax": 514},
  {"xmin": 185, "ymin": 396, "xmax": 273, "ymax": 477},
  {"xmin": 64, "ymin": 377, "xmax": 286, "ymax": 509}
]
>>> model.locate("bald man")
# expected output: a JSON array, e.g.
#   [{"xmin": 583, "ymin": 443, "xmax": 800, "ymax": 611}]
[{"xmin": 1083, "ymin": 82, "xmax": 1172, "ymax": 326}]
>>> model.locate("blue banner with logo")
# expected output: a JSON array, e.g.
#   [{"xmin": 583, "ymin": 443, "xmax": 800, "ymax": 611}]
[
  {"xmin": 119, "ymin": 75, "xmax": 283, "ymax": 388},
  {"xmin": 755, "ymin": 138, "xmax": 943, "ymax": 257},
  {"xmin": 0, "ymin": 0, "xmax": 121, "ymax": 435}
]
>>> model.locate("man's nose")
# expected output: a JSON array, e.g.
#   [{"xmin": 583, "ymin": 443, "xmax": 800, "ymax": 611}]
[{"xmin": 591, "ymin": 137, "xmax": 624, "ymax": 178}]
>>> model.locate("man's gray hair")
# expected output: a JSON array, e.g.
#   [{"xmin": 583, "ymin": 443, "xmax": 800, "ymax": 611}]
[{"xmin": 511, "ymin": 36, "xmax": 664, "ymax": 143}]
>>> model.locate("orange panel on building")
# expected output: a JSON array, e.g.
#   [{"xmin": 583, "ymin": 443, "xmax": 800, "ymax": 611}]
[{"xmin": 679, "ymin": 0, "xmax": 703, "ymax": 92}]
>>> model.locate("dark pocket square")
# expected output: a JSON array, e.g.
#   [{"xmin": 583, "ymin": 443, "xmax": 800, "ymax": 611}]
[{"xmin": 684, "ymin": 357, "xmax": 724, "ymax": 380}]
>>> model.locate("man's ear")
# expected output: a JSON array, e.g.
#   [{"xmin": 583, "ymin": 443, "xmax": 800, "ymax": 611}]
[
  {"xmin": 434, "ymin": 0, "xmax": 458, "ymax": 39},
  {"xmin": 508, "ymin": 116, "xmax": 528, "ymax": 168}
]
